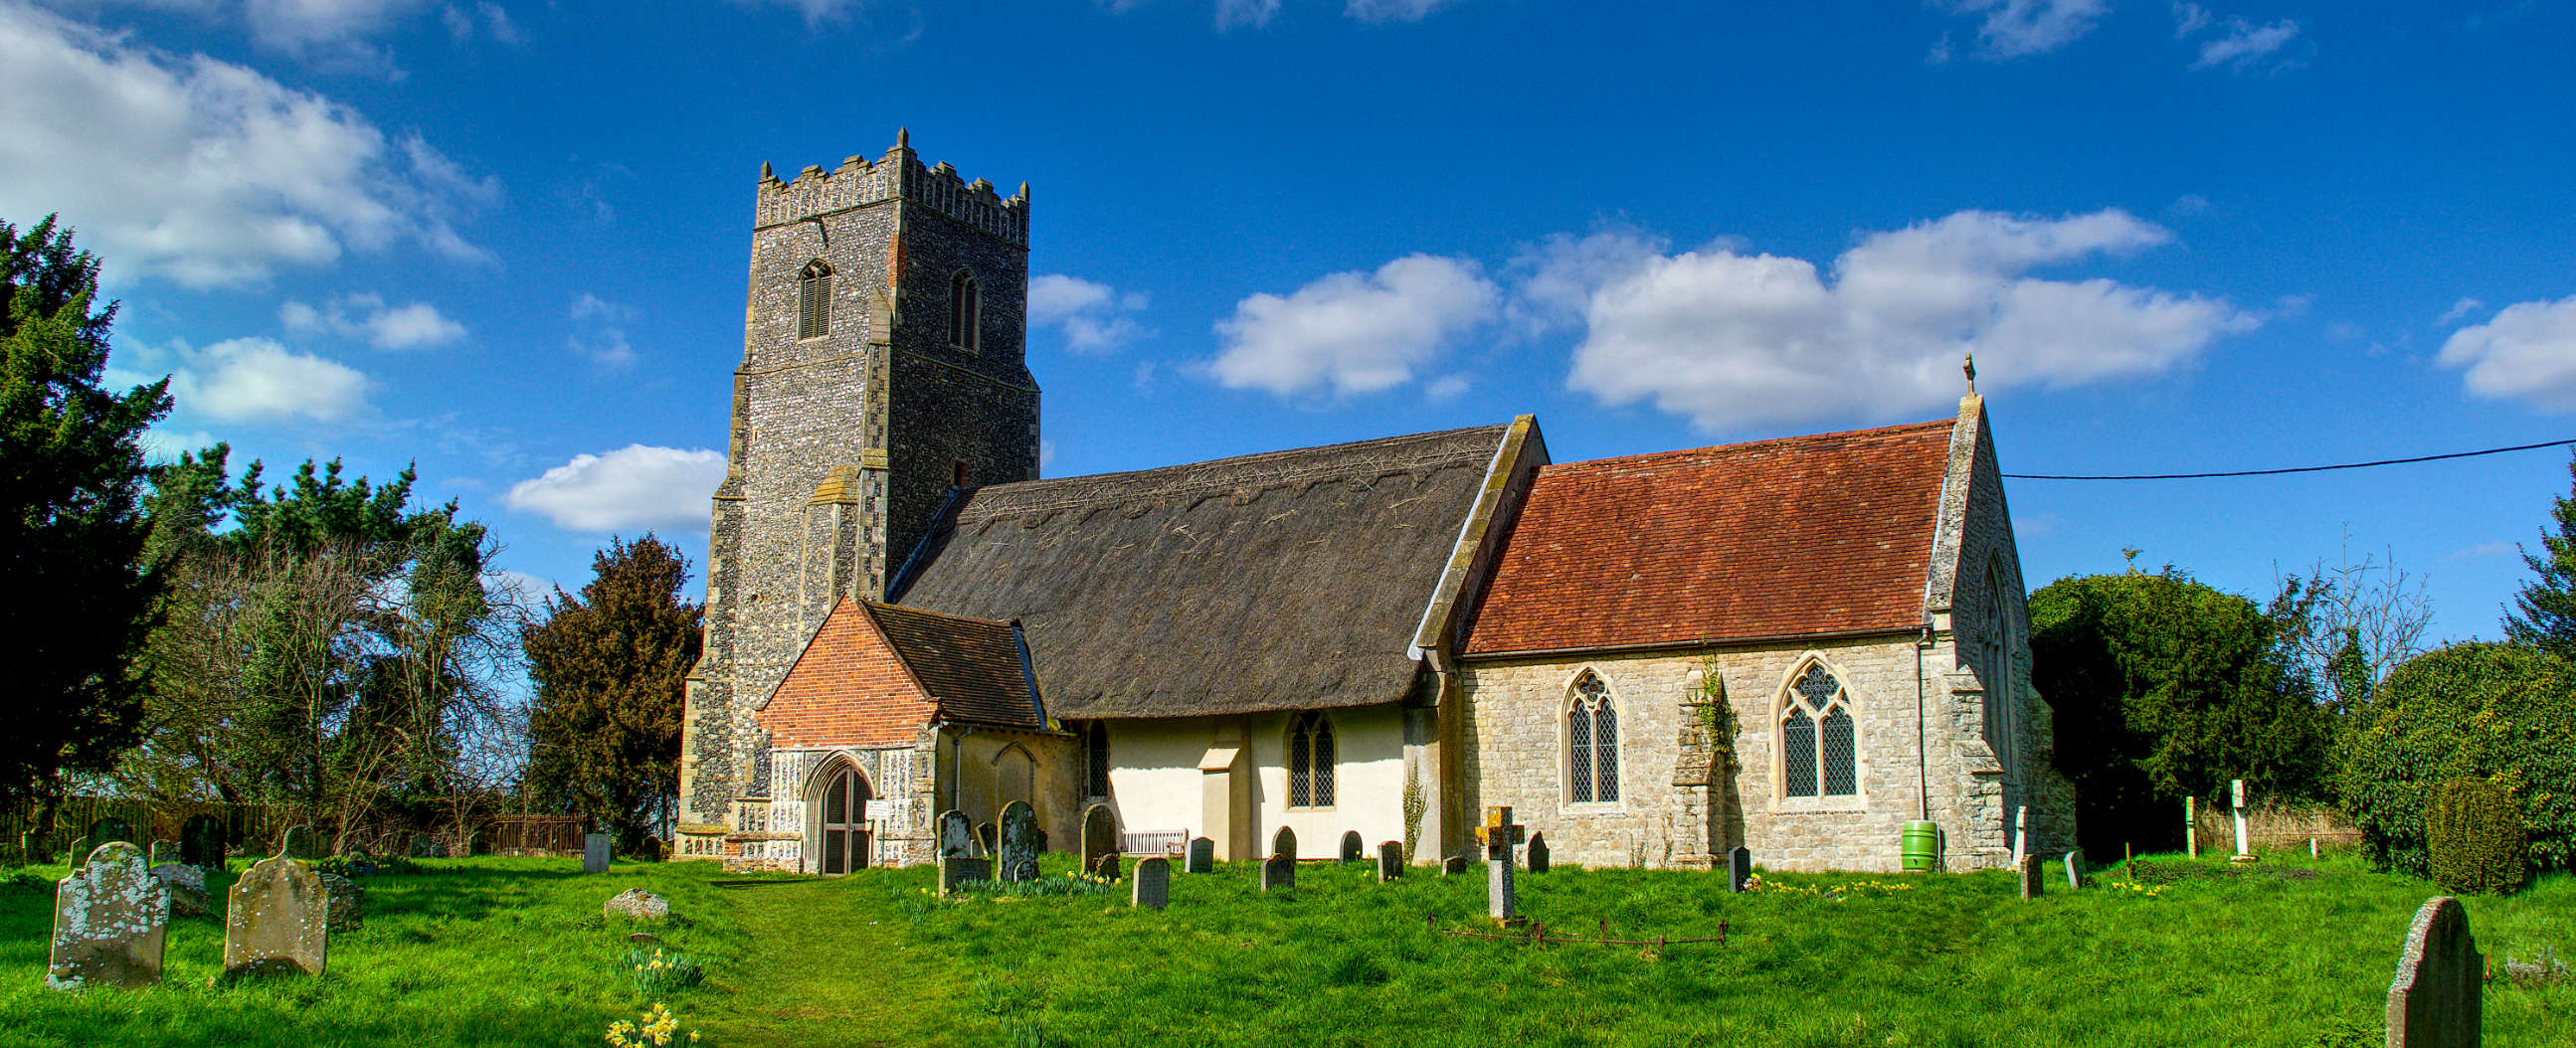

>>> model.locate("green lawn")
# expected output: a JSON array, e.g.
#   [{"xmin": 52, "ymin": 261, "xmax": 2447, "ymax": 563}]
[{"xmin": 1, "ymin": 850, "xmax": 2567, "ymax": 1047}]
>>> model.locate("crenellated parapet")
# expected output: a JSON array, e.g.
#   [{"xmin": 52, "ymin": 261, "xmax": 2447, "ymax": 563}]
[{"xmin": 753, "ymin": 128, "xmax": 1028, "ymax": 246}]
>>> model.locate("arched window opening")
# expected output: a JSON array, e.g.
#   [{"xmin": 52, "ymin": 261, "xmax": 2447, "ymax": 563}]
[
  {"xmin": 948, "ymin": 270, "xmax": 980, "ymax": 352},
  {"xmin": 993, "ymin": 745, "xmax": 1035, "ymax": 813},
  {"xmin": 816, "ymin": 765, "xmax": 870, "ymax": 874},
  {"xmin": 1781, "ymin": 663, "xmax": 1859, "ymax": 799},
  {"xmin": 1084, "ymin": 721, "xmax": 1111, "ymax": 798},
  {"xmin": 1983, "ymin": 557, "xmax": 2018, "ymax": 773},
  {"xmin": 798, "ymin": 260, "xmax": 832, "ymax": 339},
  {"xmin": 1288, "ymin": 712, "xmax": 1334, "ymax": 807},
  {"xmin": 1567, "ymin": 671, "xmax": 1620, "ymax": 802}
]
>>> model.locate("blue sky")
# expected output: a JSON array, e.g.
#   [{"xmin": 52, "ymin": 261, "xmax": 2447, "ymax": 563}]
[{"xmin": 4, "ymin": 0, "xmax": 2572, "ymax": 645}]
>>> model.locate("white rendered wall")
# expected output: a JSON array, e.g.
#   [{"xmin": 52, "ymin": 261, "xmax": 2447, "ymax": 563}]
[{"xmin": 1100, "ymin": 704, "xmax": 1409, "ymax": 861}]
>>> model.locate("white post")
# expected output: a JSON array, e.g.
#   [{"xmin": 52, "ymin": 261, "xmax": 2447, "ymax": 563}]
[
  {"xmin": 2185, "ymin": 796, "xmax": 2197, "ymax": 858},
  {"xmin": 2230, "ymin": 780, "xmax": 2253, "ymax": 863},
  {"xmin": 2012, "ymin": 805, "xmax": 2028, "ymax": 867}
]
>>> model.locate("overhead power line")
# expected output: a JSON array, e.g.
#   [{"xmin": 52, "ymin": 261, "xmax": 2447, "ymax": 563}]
[{"xmin": 2004, "ymin": 437, "xmax": 2576, "ymax": 481}]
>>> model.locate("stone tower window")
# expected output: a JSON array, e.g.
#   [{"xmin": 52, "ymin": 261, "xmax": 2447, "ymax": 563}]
[
  {"xmin": 798, "ymin": 260, "xmax": 832, "ymax": 339},
  {"xmin": 1566, "ymin": 671, "xmax": 1620, "ymax": 803},
  {"xmin": 1780, "ymin": 662, "xmax": 1858, "ymax": 799},
  {"xmin": 948, "ymin": 269, "xmax": 980, "ymax": 353},
  {"xmin": 1287, "ymin": 712, "xmax": 1334, "ymax": 808}
]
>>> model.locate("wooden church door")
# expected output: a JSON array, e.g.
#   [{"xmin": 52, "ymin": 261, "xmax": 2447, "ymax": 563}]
[{"xmin": 819, "ymin": 768, "xmax": 871, "ymax": 874}]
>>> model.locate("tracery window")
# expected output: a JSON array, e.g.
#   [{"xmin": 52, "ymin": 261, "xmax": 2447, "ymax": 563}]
[
  {"xmin": 948, "ymin": 270, "xmax": 980, "ymax": 352},
  {"xmin": 1566, "ymin": 671, "xmax": 1620, "ymax": 803},
  {"xmin": 1781, "ymin": 663, "xmax": 1859, "ymax": 798},
  {"xmin": 1982, "ymin": 557, "xmax": 2019, "ymax": 773},
  {"xmin": 798, "ymin": 260, "xmax": 832, "ymax": 339},
  {"xmin": 1287, "ymin": 712, "xmax": 1335, "ymax": 807}
]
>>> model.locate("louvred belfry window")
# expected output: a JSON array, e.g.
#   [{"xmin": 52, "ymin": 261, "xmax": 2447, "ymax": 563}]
[
  {"xmin": 1781, "ymin": 663, "xmax": 1859, "ymax": 799},
  {"xmin": 949, "ymin": 270, "xmax": 980, "ymax": 352},
  {"xmin": 1567, "ymin": 671, "xmax": 1620, "ymax": 803},
  {"xmin": 798, "ymin": 260, "xmax": 832, "ymax": 339},
  {"xmin": 1288, "ymin": 712, "xmax": 1334, "ymax": 807}
]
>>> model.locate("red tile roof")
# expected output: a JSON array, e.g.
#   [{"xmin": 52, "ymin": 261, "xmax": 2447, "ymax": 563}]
[
  {"xmin": 1461, "ymin": 418, "xmax": 1955, "ymax": 656},
  {"xmin": 758, "ymin": 600, "xmax": 1043, "ymax": 750}
]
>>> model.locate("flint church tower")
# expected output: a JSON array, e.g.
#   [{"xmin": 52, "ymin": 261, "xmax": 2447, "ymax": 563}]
[{"xmin": 676, "ymin": 131, "xmax": 1038, "ymax": 851}]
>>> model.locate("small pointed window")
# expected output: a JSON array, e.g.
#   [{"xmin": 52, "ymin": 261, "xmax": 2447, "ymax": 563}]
[
  {"xmin": 1780, "ymin": 663, "xmax": 1860, "ymax": 799},
  {"xmin": 948, "ymin": 270, "xmax": 981, "ymax": 353},
  {"xmin": 1567, "ymin": 672, "xmax": 1619, "ymax": 803},
  {"xmin": 1083, "ymin": 721, "xmax": 1111, "ymax": 798},
  {"xmin": 1288, "ymin": 712, "xmax": 1334, "ymax": 807},
  {"xmin": 798, "ymin": 261, "xmax": 832, "ymax": 339}
]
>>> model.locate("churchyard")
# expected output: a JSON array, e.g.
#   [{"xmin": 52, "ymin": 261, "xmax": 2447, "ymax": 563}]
[{"xmin": 1, "ymin": 841, "xmax": 2568, "ymax": 1048}]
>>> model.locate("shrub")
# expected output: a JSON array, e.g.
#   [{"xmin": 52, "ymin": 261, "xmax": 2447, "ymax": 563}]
[
  {"xmin": 2337, "ymin": 642, "xmax": 2576, "ymax": 877},
  {"xmin": 2425, "ymin": 779, "xmax": 2529, "ymax": 894}
]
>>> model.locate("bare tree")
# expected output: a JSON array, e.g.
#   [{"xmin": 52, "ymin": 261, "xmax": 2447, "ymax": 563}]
[{"xmin": 2272, "ymin": 530, "xmax": 2435, "ymax": 714}]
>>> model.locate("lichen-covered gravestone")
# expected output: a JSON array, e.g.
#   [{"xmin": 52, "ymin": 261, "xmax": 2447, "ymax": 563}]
[
  {"xmin": 1186, "ymin": 836, "xmax": 1213, "ymax": 874},
  {"xmin": 1527, "ymin": 832, "xmax": 1551, "ymax": 873},
  {"xmin": 1079, "ymin": 803, "xmax": 1119, "ymax": 873},
  {"xmin": 278, "ymin": 825, "xmax": 324, "ymax": 861},
  {"xmin": 151, "ymin": 862, "xmax": 211, "ymax": 917},
  {"xmin": 222, "ymin": 855, "xmax": 327, "ymax": 978},
  {"xmin": 2387, "ymin": 896, "xmax": 2482, "ymax": 1048},
  {"xmin": 180, "ymin": 815, "xmax": 226, "ymax": 874},
  {"xmin": 1131, "ymin": 856, "xmax": 1171, "ymax": 911},
  {"xmin": 604, "ymin": 888, "xmax": 669, "ymax": 921},
  {"xmin": 2019, "ymin": 854, "xmax": 2047, "ymax": 900},
  {"xmin": 936, "ymin": 809, "xmax": 975, "ymax": 859},
  {"xmin": 319, "ymin": 872, "xmax": 364, "ymax": 931},
  {"xmin": 939, "ymin": 855, "xmax": 991, "ymax": 895},
  {"xmin": 48, "ymin": 842, "xmax": 168, "ymax": 989},
  {"xmin": 1340, "ymin": 831, "xmax": 1363, "ymax": 863},
  {"xmin": 1261, "ymin": 855, "xmax": 1295, "ymax": 891},
  {"xmin": 1726, "ymin": 847, "xmax": 1752, "ymax": 893},
  {"xmin": 88, "ymin": 817, "xmax": 136, "ymax": 849},
  {"xmin": 998, "ymin": 801, "xmax": 1038, "ymax": 883},
  {"xmin": 1377, "ymin": 841, "xmax": 1403, "ymax": 883},
  {"xmin": 1271, "ymin": 826, "xmax": 1296, "ymax": 860},
  {"xmin": 583, "ymin": 833, "xmax": 612, "ymax": 874}
]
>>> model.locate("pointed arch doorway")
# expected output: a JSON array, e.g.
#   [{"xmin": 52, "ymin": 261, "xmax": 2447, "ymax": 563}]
[{"xmin": 814, "ymin": 763, "xmax": 872, "ymax": 875}]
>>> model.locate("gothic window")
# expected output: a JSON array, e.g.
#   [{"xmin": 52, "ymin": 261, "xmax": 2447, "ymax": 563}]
[
  {"xmin": 1983, "ymin": 557, "xmax": 2019, "ymax": 773},
  {"xmin": 1288, "ymin": 712, "xmax": 1335, "ymax": 807},
  {"xmin": 948, "ymin": 270, "xmax": 980, "ymax": 353},
  {"xmin": 798, "ymin": 260, "xmax": 832, "ymax": 339},
  {"xmin": 1084, "ymin": 721, "xmax": 1111, "ymax": 798},
  {"xmin": 1780, "ymin": 662, "xmax": 1859, "ymax": 799},
  {"xmin": 1566, "ymin": 671, "xmax": 1620, "ymax": 803}
]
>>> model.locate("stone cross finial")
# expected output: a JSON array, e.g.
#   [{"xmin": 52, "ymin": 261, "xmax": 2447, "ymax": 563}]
[
  {"xmin": 1476, "ymin": 806, "xmax": 1526, "ymax": 864},
  {"xmin": 1962, "ymin": 353, "xmax": 1977, "ymax": 394}
]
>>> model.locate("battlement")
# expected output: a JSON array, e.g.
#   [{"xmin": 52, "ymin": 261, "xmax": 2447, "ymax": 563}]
[{"xmin": 754, "ymin": 129, "xmax": 1028, "ymax": 246}]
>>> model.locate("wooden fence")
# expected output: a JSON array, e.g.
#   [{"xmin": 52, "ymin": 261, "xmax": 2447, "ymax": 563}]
[{"xmin": 486, "ymin": 815, "xmax": 589, "ymax": 857}]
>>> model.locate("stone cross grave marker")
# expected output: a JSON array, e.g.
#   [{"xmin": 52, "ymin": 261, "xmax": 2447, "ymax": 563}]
[
  {"xmin": 583, "ymin": 833, "xmax": 612, "ymax": 873},
  {"xmin": 2062, "ymin": 850, "xmax": 2085, "ymax": 890},
  {"xmin": 939, "ymin": 855, "xmax": 991, "ymax": 895},
  {"xmin": 977, "ymin": 821, "xmax": 998, "ymax": 857},
  {"xmin": 2386, "ymin": 896, "xmax": 2482, "ymax": 1048},
  {"xmin": 222, "ymin": 855, "xmax": 327, "ymax": 978},
  {"xmin": 1477, "ymin": 806, "xmax": 1529, "ymax": 927},
  {"xmin": 179, "ymin": 815, "xmax": 224, "ymax": 873},
  {"xmin": 936, "ymin": 809, "xmax": 975, "ymax": 859},
  {"xmin": 1527, "ymin": 832, "xmax": 1551, "ymax": 873},
  {"xmin": 47, "ymin": 842, "xmax": 167, "ymax": 990},
  {"xmin": 1131, "ymin": 856, "xmax": 1171, "ymax": 911},
  {"xmin": 279, "ymin": 825, "xmax": 324, "ymax": 861},
  {"xmin": 1442, "ymin": 855, "xmax": 1467, "ymax": 876},
  {"xmin": 88, "ymin": 817, "xmax": 136, "ymax": 849},
  {"xmin": 1186, "ymin": 836, "xmax": 1214, "ymax": 874},
  {"xmin": 1377, "ymin": 841, "xmax": 1403, "ymax": 882},
  {"xmin": 1261, "ymin": 854, "xmax": 1295, "ymax": 891},
  {"xmin": 1726, "ymin": 847, "xmax": 1752, "ymax": 893},
  {"xmin": 1340, "ymin": 831, "xmax": 1364, "ymax": 863},
  {"xmin": 2019, "ymin": 853, "xmax": 2047, "ymax": 900},
  {"xmin": 1271, "ymin": 825, "xmax": 1296, "ymax": 860},
  {"xmin": 998, "ymin": 800, "xmax": 1039, "ymax": 882},
  {"xmin": 1079, "ymin": 803, "xmax": 1119, "ymax": 874}
]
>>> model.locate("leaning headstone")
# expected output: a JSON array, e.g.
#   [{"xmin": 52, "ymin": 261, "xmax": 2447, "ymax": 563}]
[
  {"xmin": 583, "ymin": 833, "xmax": 612, "ymax": 874},
  {"xmin": 88, "ymin": 817, "xmax": 137, "ymax": 849},
  {"xmin": 2062, "ymin": 850, "xmax": 2085, "ymax": 890},
  {"xmin": 2386, "ymin": 896, "xmax": 2482, "ymax": 1048},
  {"xmin": 1079, "ymin": 803, "xmax": 1120, "ymax": 874},
  {"xmin": 1726, "ymin": 847, "xmax": 1752, "ymax": 893},
  {"xmin": 278, "ymin": 825, "xmax": 324, "ymax": 861},
  {"xmin": 603, "ymin": 888, "xmax": 669, "ymax": 921},
  {"xmin": 936, "ymin": 809, "xmax": 975, "ymax": 858},
  {"xmin": 2019, "ymin": 854, "xmax": 2047, "ymax": 900},
  {"xmin": 1377, "ymin": 841, "xmax": 1404, "ymax": 883},
  {"xmin": 1527, "ymin": 832, "xmax": 1551, "ymax": 873},
  {"xmin": 1131, "ymin": 856, "xmax": 1171, "ymax": 911},
  {"xmin": 47, "ymin": 842, "xmax": 167, "ymax": 989},
  {"xmin": 1340, "ymin": 831, "xmax": 1364, "ymax": 863},
  {"xmin": 1442, "ymin": 855, "xmax": 1468, "ymax": 876},
  {"xmin": 976, "ymin": 821, "xmax": 998, "ymax": 857},
  {"xmin": 319, "ymin": 872, "xmax": 363, "ymax": 931},
  {"xmin": 1185, "ymin": 836, "xmax": 1214, "ymax": 874},
  {"xmin": 1089, "ymin": 852, "xmax": 1123, "ymax": 882},
  {"xmin": 998, "ymin": 801, "xmax": 1039, "ymax": 882},
  {"xmin": 151, "ymin": 863, "xmax": 211, "ymax": 918},
  {"xmin": 1261, "ymin": 855, "xmax": 1295, "ymax": 891},
  {"xmin": 222, "ymin": 855, "xmax": 327, "ymax": 978},
  {"xmin": 939, "ymin": 855, "xmax": 991, "ymax": 895},
  {"xmin": 1271, "ymin": 826, "xmax": 1296, "ymax": 860},
  {"xmin": 180, "ymin": 815, "xmax": 226, "ymax": 873}
]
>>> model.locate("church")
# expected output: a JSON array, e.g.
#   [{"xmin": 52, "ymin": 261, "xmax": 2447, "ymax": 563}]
[{"xmin": 671, "ymin": 133, "xmax": 2074, "ymax": 875}]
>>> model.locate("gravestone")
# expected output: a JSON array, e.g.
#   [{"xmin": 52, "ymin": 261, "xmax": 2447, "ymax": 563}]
[
  {"xmin": 65, "ymin": 837, "xmax": 91, "ymax": 867},
  {"xmin": 1089, "ymin": 852, "xmax": 1123, "ymax": 882},
  {"xmin": 151, "ymin": 862, "xmax": 211, "ymax": 918},
  {"xmin": 1377, "ymin": 841, "xmax": 1404, "ymax": 883},
  {"xmin": 180, "ymin": 815, "xmax": 227, "ymax": 873},
  {"xmin": 583, "ymin": 833, "xmax": 612, "ymax": 873},
  {"xmin": 149, "ymin": 840, "xmax": 177, "ymax": 867},
  {"xmin": 1131, "ymin": 856, "xmax": 1171, "ymax": 911},
  {"xmin": 936, "ymin": 809, "xmax": 975, "ymax": 859},
  {"xmin": 319, "ymin": 872, "xmax": 363, "ymax": 931},
  {"xmin": 1527, "ymin": 832, "xmax": 1551, "ymax": 873},
  {"xmin": 2062, "ymin": 850, "xmax": 2085, "ymax": 890},
  {"xmin": 427, "ymin": 840, "xmax": 450, "ymax": 859},
  {"xmin": 939, "ymin": 855, "xmax": 991, "ymax": 895},
  {"xmin": 47, "ymin": 842, "xmax": 168, "ymax": 989},
  {"xmin": 1079, "ymin": 803, "xmax": 1120, "ymax": 874},
  {"xmin": 278, "ymin": 825, "xmax": 324, "ymax": 861},
  {"xmin": 998, "ymin": 801, "xmax": 1039, "ymax": 883},
  {"xmin": 2386, "ymin": 896, "xmax": 2482, "ymax": 1048},
  {"xmin": 1260, "ymin": 855, "xmax": 1295, "ymax": 891},
  {"xmin": 1271, "ymin": 826, "xmax": 1296, "ymax": 860},
  {"xmin": 2019, "ymin": 854, "xmax": 2047, "ymax": 900},
  {"xmin": 409, "ymin": 837, "xmax": 433, "ymax": 859},
  {"xmin": 1340, "ymin": 831, "xmax": 1364, "ymax": 863},
  {"xmin": 1185, "ymin": 837, "xmax": 1214, "ymax": 874},
  {"xmin": 604, "ymin": 888, "xmax": 669, "ymax": 921},
  {"xmin": 88, "ymin": 816, "xmax": 137, "ymax": 849},
  {"xmin": 976, "ymin": 821, "xmax": 998, "ymax": 857},
  {"xmin": 1477, "ymin": 806, "xmax": 1529, "ymax": 927},
  {"xmin": 1442, "ymin": 855, "xmax": 1468, "ymax": 876},
  {"xmin": 1726, "ymin": 847, "xmax": 1752, "ymax": 893},
  {"xmin": 222, "ymin": 855, "xmax": 327, "ymax": 978}
]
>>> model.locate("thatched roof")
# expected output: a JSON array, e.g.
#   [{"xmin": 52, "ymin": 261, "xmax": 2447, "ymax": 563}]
[{"xmin": 893, "ymin": 424, "xmax": 1513, "ymax": 718}]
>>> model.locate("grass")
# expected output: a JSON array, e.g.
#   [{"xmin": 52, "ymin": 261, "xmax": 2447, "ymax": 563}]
[{"xmin": 1, "ymin": 850, "xmax": 2569, "ymax": 1047}]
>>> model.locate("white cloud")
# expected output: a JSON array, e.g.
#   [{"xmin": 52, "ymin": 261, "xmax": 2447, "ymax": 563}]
[
  {"xmin": 2438, "ymin": 294, "xmax": 2576, "ymax": 413},
  {"xmin": 2436, "ymin": 297, "xmax": 2484, "ymax": 326},
  {"xmin": 280, "ymin": 291, "xmax": 466, "ymax": 350},
  {"xmin": 1507, "ymin": 228, "xmax": 1673, "ymax": 336},
  {"xmin": 441, "ymin": 2, "xmax": 517, "ymax": 43},
  {"xmin": 1559, "ymin": 209, "xmax": 2259, "ymax": 431},
  {"xmin": 165, "ymin": 337, "xmax": 372, "ymax": 423},
  {"xmin": 567, "ymin": 292, "xmax": 636, "ymax": 368},
  {"xmin": 139, "ymin": 426, "xmax": 219, "ymax": 462},
  {"xmin": 240, "ymin": 0, "xmax": 430, "ymax": 50},
  {"xmin": 0, "ymin": 4, "xmax": 496, "ymax": 287},
  {"xmin": 1028, "ymin": 273, "xmax": 1151, "ymax": 353},
  {"xmin": 505, "ymin": 445, "xmax": 728, "ymax": 532},
  {"xmin": 1344, "ymin": 0, "xmax": 1457, "ymax": 21},
  {"xmin": 1209, "ymin": 254, "xmax": 1499, "ymax": 398},
  {"xmin": 1214, "ymin": 0, "xmax": 1278, "ymax": 28},
  {"xmin": 1937, "ymin": 0, "xmax": 2109, "ymax": 59},
  {"xmin": 2190, "ymin": 15, "xmax": 2300, "ymax": 71},
  {"xmin": 2172, "ymin": 2, "xmax": 2213, "ymax": 36}
]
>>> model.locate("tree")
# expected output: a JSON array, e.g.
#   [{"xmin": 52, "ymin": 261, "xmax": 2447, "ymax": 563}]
[
  {"xmin": 2270, "ymin": 534, "xmax": 2434, "ymax": 714},
  {"xmin": 0, "ymin": 216, "xmax": 170, "ymax": 817},
  {"xmin": 2029, "ymin": 568, "xmax": 2334, "ymax": 856},
  {"xmin": 522, "ymin": 535, "xmax": 702, "ymax": 850},
  {"xmin": 2337, "ymin": 642, "xmax": 2576, "ymax": 878},
  {"xmin": 2504, "ymin": 451, "xmax": 2576, "ymax": 663}
]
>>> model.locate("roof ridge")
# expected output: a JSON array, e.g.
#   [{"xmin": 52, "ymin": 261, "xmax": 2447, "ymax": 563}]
[
  {"xmin": 1546, "ymin": 417, "xmax": 1954, "ymax": 473},
  {"xmin": 954, "ymin": 422, "xmax": 1511, "ymax": 520},
  {"xmin": 865, "ymin": 599, "xmax": 1012, "ymax": 629}
]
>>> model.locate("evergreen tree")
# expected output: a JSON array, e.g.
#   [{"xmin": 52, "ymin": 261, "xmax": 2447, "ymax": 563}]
[
  {"xmin": 522, "ymin": 535, "xmax": 702, "ymax": 849},
  {"xmin": 2505, "ymin": 451, "xmax": 2576, "ymax": 663},
  {"xmin": 0, "ymin": 216, "xmax": 171, "ymax": 814}
]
